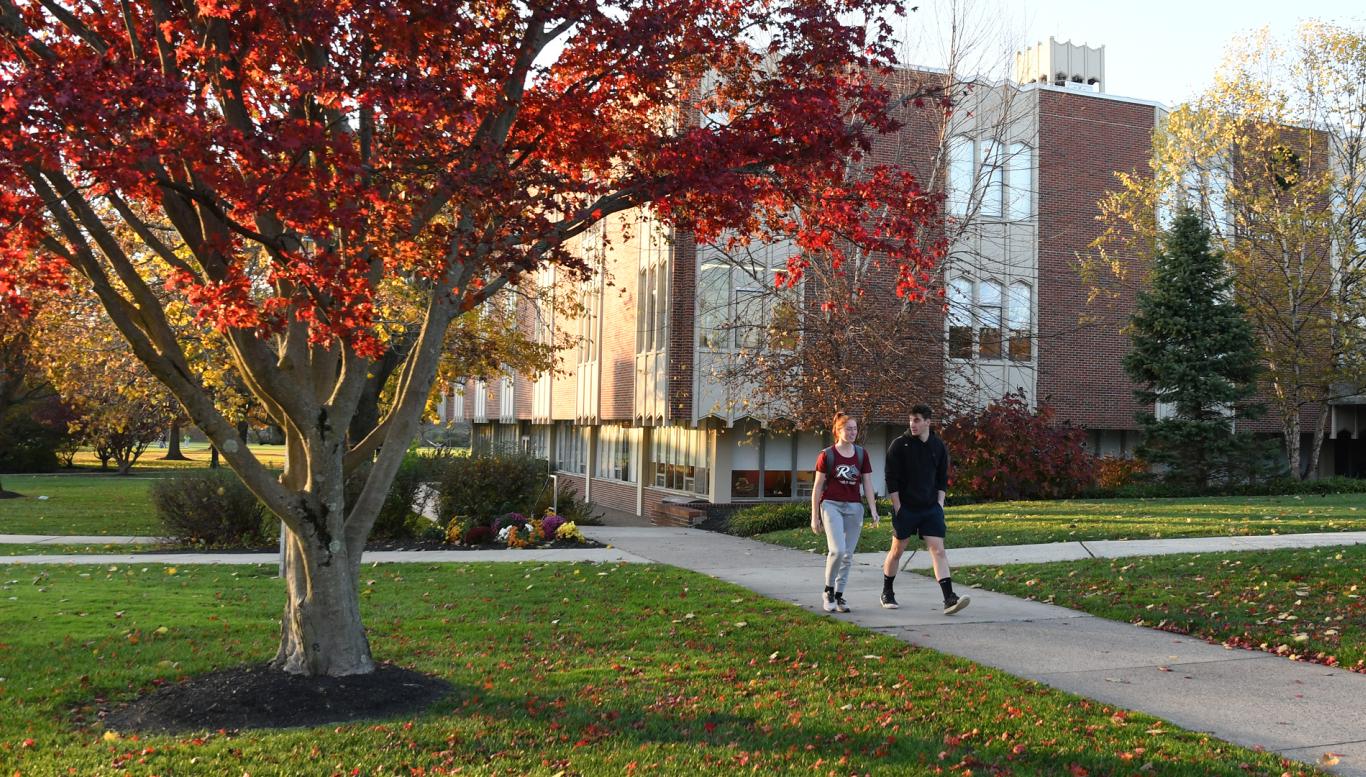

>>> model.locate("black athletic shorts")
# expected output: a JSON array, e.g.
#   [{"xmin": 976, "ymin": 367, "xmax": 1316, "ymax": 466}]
[{"xmin": 893, "ymin": 504, "xmax": 946, "ymax": 541}]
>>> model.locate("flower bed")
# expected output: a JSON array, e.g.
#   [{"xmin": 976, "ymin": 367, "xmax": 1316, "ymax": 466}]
[{"xmin": 446, "ymin": 509, "xmax": 590, "ymax": 549}]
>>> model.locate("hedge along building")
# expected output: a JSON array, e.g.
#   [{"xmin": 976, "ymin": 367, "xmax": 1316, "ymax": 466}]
[{"xmin": 442, "ymin": 41, "xmax": 1363, "ymax": 521}]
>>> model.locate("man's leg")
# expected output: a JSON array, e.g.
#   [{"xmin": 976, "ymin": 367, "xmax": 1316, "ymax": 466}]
[
  {"xmin": 926, "ymin": 535, "xmax": 970, "ymax": 614},
  {"xmin": 880, "ymin": 534, "xmax": 912, "ymax": 608},
  {"xmin": 925, "ymin": 535, "xmax": 950, "ymax": 581}
]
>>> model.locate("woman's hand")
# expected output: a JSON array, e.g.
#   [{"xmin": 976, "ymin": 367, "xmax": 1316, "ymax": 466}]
[{"xmin": 810, "ymin": 515, "xmax": 822, "ymax": 534}]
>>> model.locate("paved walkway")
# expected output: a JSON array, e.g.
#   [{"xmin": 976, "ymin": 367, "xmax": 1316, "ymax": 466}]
[{"xmin": 4, "ymin": 528, "xmax": 1365, "ymax": 774}]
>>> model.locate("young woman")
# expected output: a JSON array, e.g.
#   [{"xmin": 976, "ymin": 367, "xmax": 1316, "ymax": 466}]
[{"xmin": 810, "ymin": 412, "xmax": 881, "ymax": 612}]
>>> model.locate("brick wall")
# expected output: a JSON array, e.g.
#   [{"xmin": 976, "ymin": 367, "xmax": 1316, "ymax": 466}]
[
  {"xmin": 1036, "ymin": 89, "xmax": 1154, "ymax": 431},
  {"xmin": 586, "ymin": 477, "xmax": 636, "ymax": 515},
  {"xmin": 667, "ymin": 232, "xmax": 698, "ymax": 422}
]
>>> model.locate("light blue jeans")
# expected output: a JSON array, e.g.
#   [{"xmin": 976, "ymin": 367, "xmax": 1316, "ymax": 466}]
[{"xmin": 821, "ymin": 500, "xmax": 864, "ymax": 592}]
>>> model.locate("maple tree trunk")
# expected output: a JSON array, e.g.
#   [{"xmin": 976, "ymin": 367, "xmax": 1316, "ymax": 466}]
[
  {"xmin": 160, "ymin": 420, "xmax": 188, "ymax": 460},
  {"xmin": 272, "ymin": 525, "xmax": 374, "ymax": 676}
]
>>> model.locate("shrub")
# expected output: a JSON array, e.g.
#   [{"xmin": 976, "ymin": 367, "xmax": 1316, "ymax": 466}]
[
  {"xmin": 0, "ymin": 406, "xmax": 63, "ymax": 473},
  {"xmin": 941, "ymin": 392, "xmax": 1097, "ymax": 501},
  {"xmin": 729, "ymin": 503, "xmax": 809, "ymax": 536},
  {"xmin": 435, "ymin": 453, "xmax": 549, "ymax": 524},
  {"xmin": 151, "ymin": 470, "xmax": 271, "ymax": 547},
  {"xmin": 1095, "ymin": 456, "xmax": 1149, "ymax": 490},
  {"xmin": 1098, "ymin": 475, "xmax": 1366, "ymax": 500},
  {"xmin": 531, "ymin": 480, "xmax": 603, "ymax": 526},
  {"xmin": 360, "ymin": 449, "xmax": 455, "ymax": 540}
]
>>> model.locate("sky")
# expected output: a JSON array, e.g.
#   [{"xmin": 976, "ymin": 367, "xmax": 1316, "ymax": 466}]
[{"xmin": 898, "ymin": 0, "xmax": 1364, "ymax": 107}]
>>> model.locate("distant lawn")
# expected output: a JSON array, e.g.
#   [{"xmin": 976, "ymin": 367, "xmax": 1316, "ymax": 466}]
[
  {"xmin": 0, "ymin": 445, "xmax": 285, "ymax": 537},
  {"xmin": 66, "ymin": 442, "xmax": 288, "ymax": 472},
  {"xmin": 754, "ymin": 493, "xmax": 1366, "ymax": 553},
  {"xmin": 0, "ymin": 543, "xmax": 166, "ymax": 556},
  {"xmin": 954, "ymin": 544, "xmax": 1366, "ymax": 674},
  {"xmin": 0, "ymin": 562, "xmax": 1320, "ymax": 776},
  {"xmin": 0, "ymin": 475, "xmax": 166, "ymax": 535}
]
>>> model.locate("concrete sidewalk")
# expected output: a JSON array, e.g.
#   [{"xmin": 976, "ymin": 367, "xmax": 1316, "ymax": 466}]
[
  {"xmin": 864, "ymin": 530, "xmax": 1366, "ymax": 569},
  {"xmin": 587, "ymin": 526, "xmax": 1366, "ymax": 777}
]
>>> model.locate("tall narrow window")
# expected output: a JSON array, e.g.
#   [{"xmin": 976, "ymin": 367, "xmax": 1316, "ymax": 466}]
[
  {"xmin": 948, "ymin": 137, "xmax": 974, "ymax": 217},
  {"xmin": 733, "ymin": 287, "xmax": 767, "ymax": 350},
  {"xmin": 637, "ymin": 267, "xmax": 653, "ymax": 352},
  {"xmin": 948, "ymin": 276, "xmax": 974, "ymax": 358},
  {"xmin": 980, "ymin": 141, "xmax": 1004, "ymax": 219},
  {"xmin": 1006, "ymin": 143, "xmax": 1033, "ymax": 221},
  {"xmin": 697, "ymin": 257, "xmax": 731, "ymax": 348},
  {"xmin": 977, "ymin": 280, "xmax": 1003, "ymax": 359},
  {"xmin": 1006, "ymin": 282, "xmax": 1032, "ymax": 361}
]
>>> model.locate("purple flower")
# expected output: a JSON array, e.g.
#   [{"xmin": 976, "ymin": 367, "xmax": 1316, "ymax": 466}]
[
  {"xmin": 541, "ymin": 514, "xmax": 565, "ymax": 539},
  {"xmin": 493, "ymin": 512, "xmax": 528, "ymax": 533}
]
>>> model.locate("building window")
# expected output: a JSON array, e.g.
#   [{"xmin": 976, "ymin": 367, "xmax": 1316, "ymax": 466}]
[
  {"xmin": 529, "ymin": 425, "xmax": 551, "ymax": 460},
  {"xmin": 947, "ymin": 136, "xmax": 974, "ymax": 217},
  {"xmin": 697, "ymin": 240, "xmax": 798, "ymax": 352},
  {"xmin": 948, "ymin": 276, "xmax": 974, "ymax": 359},
  {"xmin": 762, "ymin": 430, "xmax": 794, "ymax": 498},
  {"xmin": 948, "ymin": 137, "xmax": 1034, "ymax": 221},
  {"xmin": 653, "ymin": 425, "xmax": 709, "ymax": 496},
  {"xmin": 577, "ymin": 276, "xmax": 599, "ymax": 364},
  {"xmin": 729, "ymin": 429, "xmax": 802, "ymax": 501},
  {"xmin": 595, "ymin": 425, "xmax": 639, "ymax": 483},
  {"xmin": 980, "ymin": 141, "xmax": 1004, "ymax": 219},
  {"xmin": 1006, "ymin": 282, "xmax": 1033, "ymax": 361},
  {"xmin": 636, "ymin": 213, "xmax": 670, "ymax": 355},
  {"xmin": 698, "ymin": 258, "xmax": 731, "ymax": 348},
  {"xmin": 977, "ymin": 279, "xmax": 1003, "ymax": 360},
  {"xmin": 1006, "ymin": 143, "xmax": 1034, "ymax": 221},
  {"xmin": 948, "ymin": 276, "xmax": 1031, "ymax": 362},
  {"xmin": 554, "ymin": 421, "xmax": 588, "ymax": 475}
]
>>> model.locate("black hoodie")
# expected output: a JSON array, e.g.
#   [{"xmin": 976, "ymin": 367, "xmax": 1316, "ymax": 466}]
[{"xmin": 885, "ymin": 430, "xmax": 949, "ymax": 509}]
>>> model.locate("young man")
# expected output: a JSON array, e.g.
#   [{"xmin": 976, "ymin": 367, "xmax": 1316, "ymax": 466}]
[{"xmin": 881, "ymin": 403, "xmax": 970, "ymax": 615}]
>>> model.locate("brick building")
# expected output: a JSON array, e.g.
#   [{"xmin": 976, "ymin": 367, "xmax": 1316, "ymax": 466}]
[{"xmin": 444, "ymin": 40, "xmax": 1365, "ymax": 520}]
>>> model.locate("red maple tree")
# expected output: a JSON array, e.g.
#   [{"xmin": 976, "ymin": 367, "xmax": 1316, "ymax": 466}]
[{"xmin": 0, "ymin": 0, "xmax": 944, "ymax": 676}]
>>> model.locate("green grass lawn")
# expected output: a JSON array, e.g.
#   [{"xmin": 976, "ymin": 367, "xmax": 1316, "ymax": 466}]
[
  {"xmin": 953, "ymin": 544, "xmax": 1366, "ymax": 674},
  {"xmin": 0, "ymin": 444, "xmax": 285, "ymax": 537},
  {"xmin": 0, "ymin": 562, "xmax": 1321, "ymax": 776},
  {"xmin": 755, "ymin": 493, "xmax": 1366, "ymax": 553},
  {"xmin": 0, "ymin": 543, "xmax": 167, "ymax": 556},
  {"xmin": 0, "ymin": 475, "xmax": 168, "ymax": 536}
]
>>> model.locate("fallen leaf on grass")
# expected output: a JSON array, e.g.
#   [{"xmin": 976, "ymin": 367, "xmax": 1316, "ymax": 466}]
[{"xmin": 1320, "ymin": 753, "xmax": 1341, "ymax": 767}]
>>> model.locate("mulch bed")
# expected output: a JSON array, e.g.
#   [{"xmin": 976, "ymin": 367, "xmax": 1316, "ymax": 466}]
[{"xmin": 102, "ymin": 663, "xmax": 452, "ymax": 734}]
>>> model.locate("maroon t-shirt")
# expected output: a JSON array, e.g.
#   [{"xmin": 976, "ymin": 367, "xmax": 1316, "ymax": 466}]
[{"xmin": 814, "ymin": 446, "xmax": 871, "ymax": 503}]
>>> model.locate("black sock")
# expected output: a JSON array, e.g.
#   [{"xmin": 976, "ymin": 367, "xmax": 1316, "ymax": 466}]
[
  {"xmin": 938, "ymin": 577, "xmax": 955, "ymax": 598},
  {"xmin": 824, "ymin": 585, "xmax": 834, "ymax": 595},
  {"xmin": 883, "ymin": 574, "xmax": 895, "ymax": 592}
]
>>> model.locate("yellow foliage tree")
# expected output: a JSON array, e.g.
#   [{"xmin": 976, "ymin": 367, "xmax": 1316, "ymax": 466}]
[{"xmin": 1092, "ymin": 22, "xmax": 1366, "ymax": 478}]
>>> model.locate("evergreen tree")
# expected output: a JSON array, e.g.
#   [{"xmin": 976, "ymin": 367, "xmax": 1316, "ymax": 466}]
[{"xmin": 1123, "ymin": 208, "xmax": 1268, "ymax": 487}]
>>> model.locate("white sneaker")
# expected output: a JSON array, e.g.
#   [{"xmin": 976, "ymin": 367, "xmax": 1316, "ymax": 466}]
[
  {"xmin": 943, "ymin": 594, "xmax": 971, "ymax": 615},
  {"xmin": 822, "ymin": 591, "xmax": 837, "ymax": 612}
]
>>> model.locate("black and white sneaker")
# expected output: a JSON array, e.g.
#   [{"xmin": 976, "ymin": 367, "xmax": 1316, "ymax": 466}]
[
  {"xmin": 880, "ymin": 591, "xmax": 899, "ymax": 609},
  {"xmin": 943, "ymin": 594, "xmax": 971, "ymax": 615},
  {"xmin": 822, "ymin": 590, "xmax": 837, "ymax": 612},
  {"xmin": 834, "ymin": 593, "xmax": 850, "ymax": 613}
]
